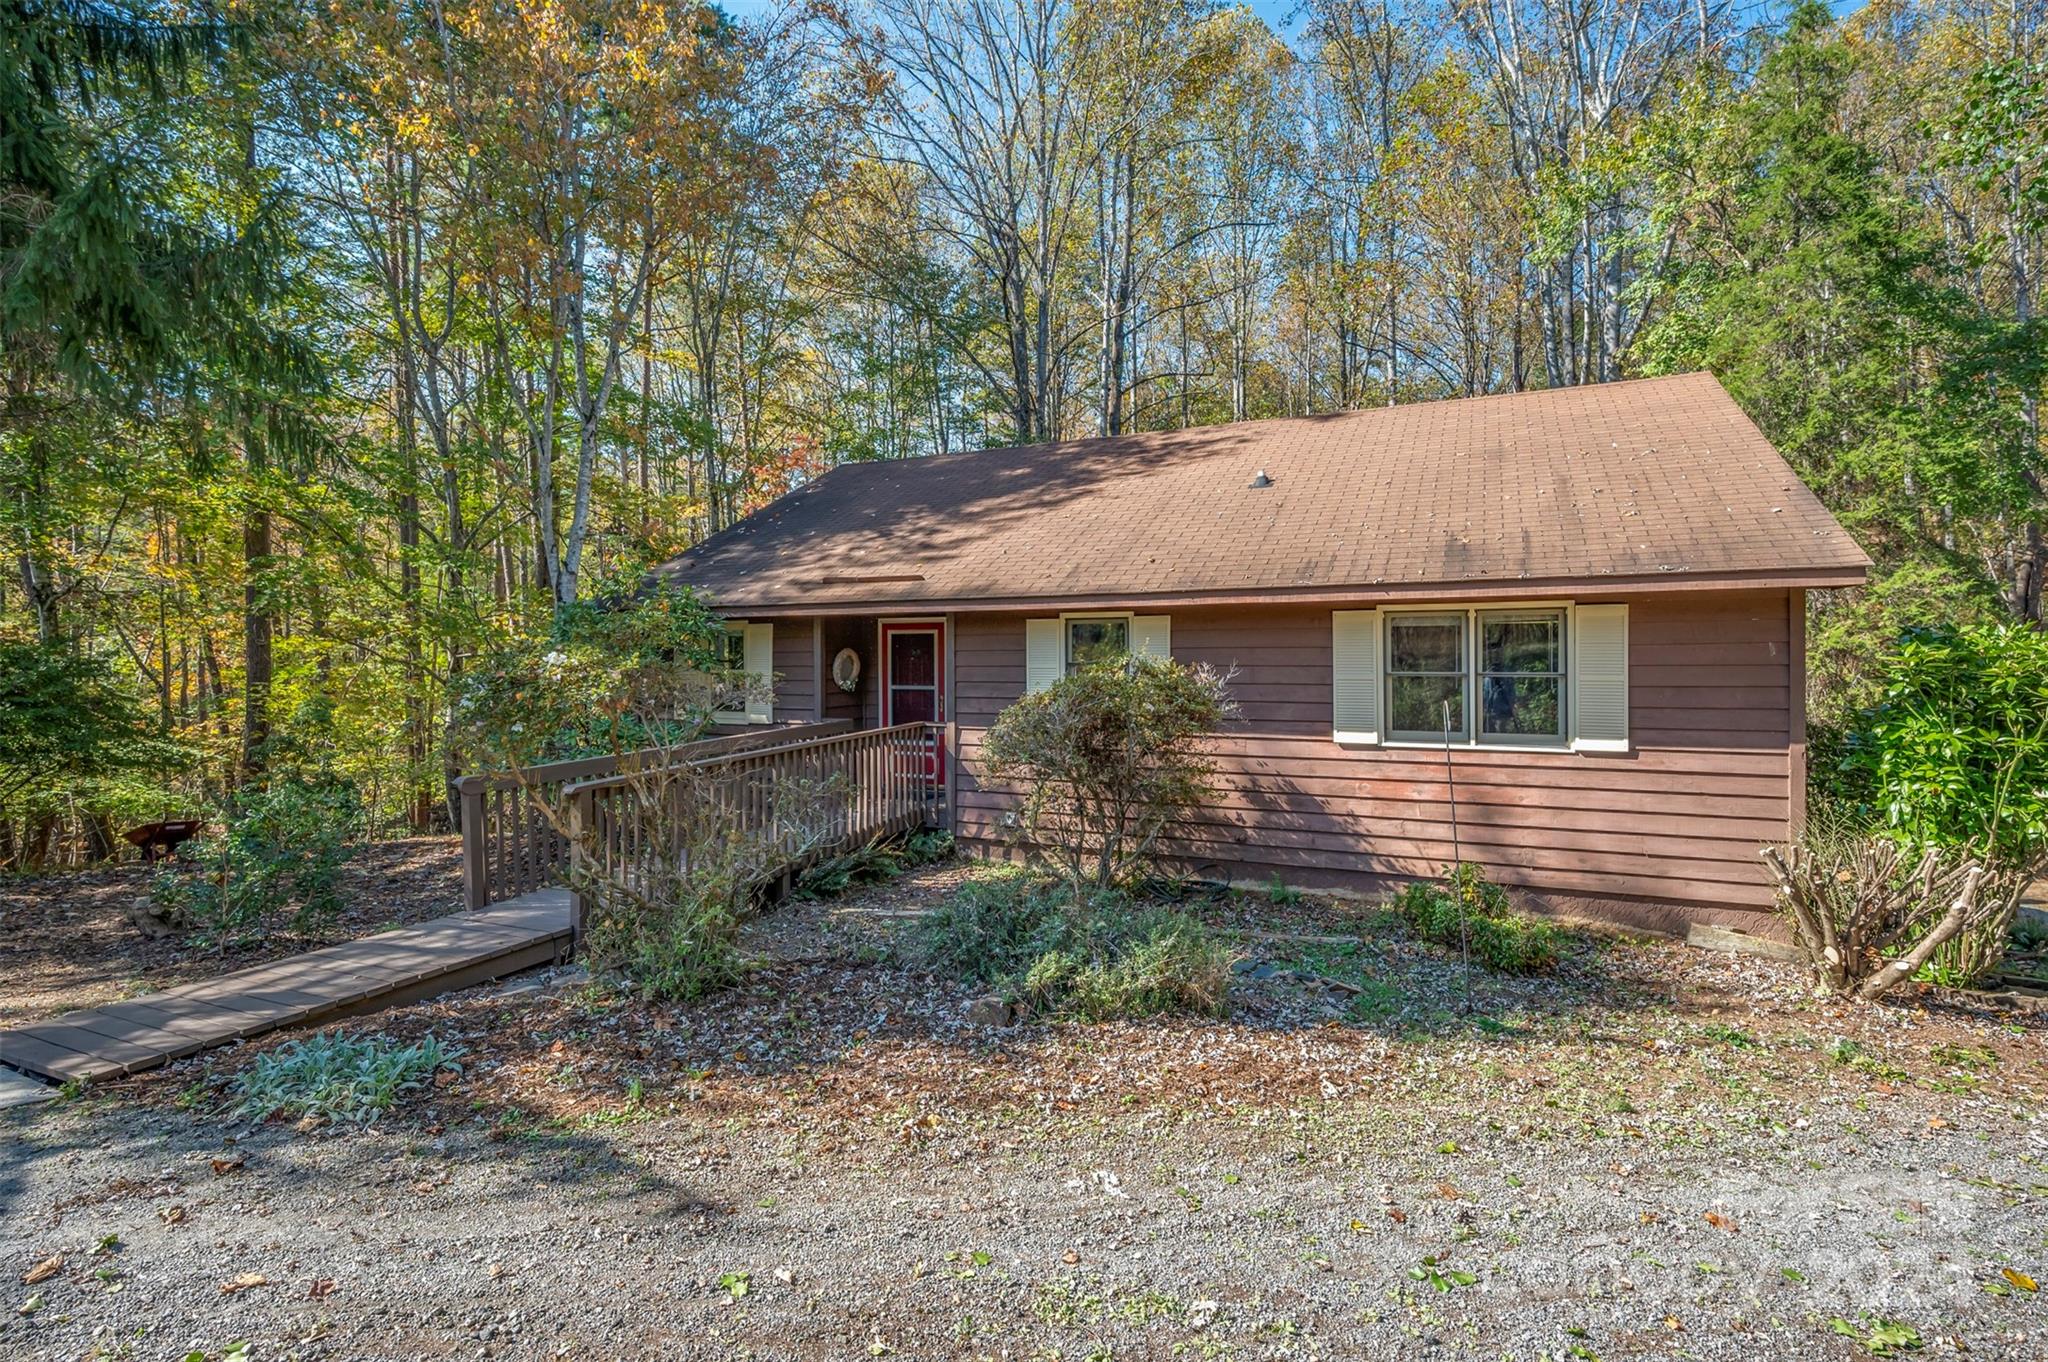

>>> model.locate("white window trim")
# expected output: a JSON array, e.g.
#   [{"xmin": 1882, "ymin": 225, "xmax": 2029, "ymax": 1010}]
[
  {"xmin": 1377, "ymin": 601, "xmax": 1575, "ymax": 751},
  {"xmin": 711, "ymin": 621, "xmax": 774, "ymax": 725}
]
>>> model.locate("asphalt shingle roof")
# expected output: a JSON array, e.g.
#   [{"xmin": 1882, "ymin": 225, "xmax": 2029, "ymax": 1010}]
[{"xmin": 653, "ymin": 373, "xmax": 1869, "ymax": 611}]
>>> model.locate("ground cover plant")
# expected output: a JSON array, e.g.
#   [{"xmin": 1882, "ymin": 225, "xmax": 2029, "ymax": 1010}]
[
  {"xmin": 1392, "ymin": 861, "xmax": 1563, "ymax": 975},
  {"xmin": 230, "ymin": 1030, "xmax": 462, "ymax": 1125},
  {"xmin": 904, "ymin": 865, "xmax": 1234, "ymax": 1019},
  {"xmin": 797, "ymin": 829, "xmax": 955, "ymax": 898}
]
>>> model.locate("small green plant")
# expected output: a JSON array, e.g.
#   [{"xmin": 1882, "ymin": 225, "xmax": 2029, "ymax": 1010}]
[
  {"xmin": 1407, "ymin": 1257, "xmax": 1477, "ymax": 1291},
  {"xmin": 1700, "ymin": 1023, "xmax": 1761, "ymax": 1050},
  {"xmin": 1266, "ymin": 874, "xmax": 1303, "ymax": 907},
  {"xmin": 232, "ymin": 1030, "xmax": 462, "ymax": 1124},
  {"xmin": 1393, "ymin": 863, "xmax": 1562, "ymax": 974},
  {"xmin": 1830, "ymin": 1314, "xmax": 1924, "ymax": 1355},
  {"xmin": 903, "ymin": 866, "xmax": 1236, "ymax": 1020}
]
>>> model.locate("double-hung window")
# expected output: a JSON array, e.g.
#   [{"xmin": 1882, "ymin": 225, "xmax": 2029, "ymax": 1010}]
[
  {"xmin": 1477, "ymin": 611, "xmax": 1565, "ymax": 744},
  {"xmin": 1386, "ymin": 612, "xmax": 1471, "ymax": 742},
  {"xmin": 1383, "ymin": 607, "xmax": 1567, "ymax": 746}
]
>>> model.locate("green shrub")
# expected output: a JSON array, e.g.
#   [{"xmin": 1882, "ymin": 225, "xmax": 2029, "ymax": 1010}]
[
  {"xmin": 582, "ymin": 887, "xmax": 746, "ymax": 1002},
  {"xmin": 453, "ymin": 580, "xmax": 739, "ymax": 770},
  {"xmin": 903, "ymin": 867, "xmax": 1235, "ymax": 1019},
  {"xmin": 1018, "ymin": 907, "xmax": 1233, "ymax": 1020},
  {"xmin": 574, "ymin": 764, "xmax": 851, "ymax": 1002},
  {"xmin": 1393, "ymin": 863, "xmax": 1561, "ymax": 975},
  {"xmin": 908, "ymin": 865, "xmax": 1064, "ymax": 985},
  {"xmin": 149, "ymin": 781, "xmax": 358, "ymax": 944},
  {"xmin": 232, "ymin": 1031, "xmax": 462, "ymax": 1124},
  {"xmin": 1834, "ymin": 623, "xmax": 2048, "ymax": 863},
  {"xmin": 1813, "ymin": 622, "xmax": 2048, "ymax": 984},
  {"xmin": 981, "ymin": 656, "xmax": 1237, "ymax": 892}
]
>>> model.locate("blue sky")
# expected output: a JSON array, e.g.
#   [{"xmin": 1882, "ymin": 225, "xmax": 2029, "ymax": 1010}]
[{"xmin": 712, "ymin": 1, "xmax": 1864, "ymax": 44}]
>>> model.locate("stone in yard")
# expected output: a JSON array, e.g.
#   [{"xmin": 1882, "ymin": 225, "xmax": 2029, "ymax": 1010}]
[
  {"xmin": 124, "ymin": 894, "xmax": 182, "ymax": 940},
  {"xmin": 964, "ymin": 996, "xmax": 1015, "ymax": 1028}
]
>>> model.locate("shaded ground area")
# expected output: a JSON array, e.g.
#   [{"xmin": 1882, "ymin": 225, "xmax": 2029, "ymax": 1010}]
[
  {"xmin": 3, "ymin": 864, "xmax": 2045, "ymax": 1359},
  {"xmin": 0, "ymin": 838, "xmax": 464, "ymax": 1029}
]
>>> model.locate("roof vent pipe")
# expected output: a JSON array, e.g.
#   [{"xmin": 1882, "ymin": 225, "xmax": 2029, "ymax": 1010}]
[{"xmin": 1248, "ymin": 470, "xmax": 1272, "ymax": 489}]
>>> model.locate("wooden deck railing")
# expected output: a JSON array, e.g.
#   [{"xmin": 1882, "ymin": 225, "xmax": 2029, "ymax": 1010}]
[
  {"xmin": 561, "ymin": 721, "xmax": 948, "ymax": 937},
  {"xmin": 454, "ymin": 720, "xmax": 856, "ymax": 909}
]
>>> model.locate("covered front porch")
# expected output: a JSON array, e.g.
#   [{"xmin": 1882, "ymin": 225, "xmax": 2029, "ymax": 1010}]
[{"xmin": 741, "ymin": 613, "xmax": 956, "ymax": 744}]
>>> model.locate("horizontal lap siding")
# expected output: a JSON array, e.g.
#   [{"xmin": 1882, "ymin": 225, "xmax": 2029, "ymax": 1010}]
[
  {"xmin": 772, "ymin": 620, "xmax": 818, "ymax": 723},
  {"xmin": 819, "ymin": 617, "xmax": 869, "ymax": 725},
  {"xmin": 952, "ymin": 591, "xmax": 1797, "ymax": 915}
]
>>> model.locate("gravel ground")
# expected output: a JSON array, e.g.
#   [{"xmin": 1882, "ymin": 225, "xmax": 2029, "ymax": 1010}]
[{"xmin": 4, "ymin": 866, "xmax": 2046, "ymax": 1361}]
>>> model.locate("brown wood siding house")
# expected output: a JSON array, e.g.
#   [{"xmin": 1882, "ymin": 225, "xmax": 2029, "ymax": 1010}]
[{"xmin": 657, "ymin": 374, "xmax": 1869, "ymax": 932}]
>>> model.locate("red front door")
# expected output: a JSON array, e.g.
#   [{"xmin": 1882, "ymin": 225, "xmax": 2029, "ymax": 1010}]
[{"xmin": 882, "ymin": 621, "xmax": 945, "ymax": 781}]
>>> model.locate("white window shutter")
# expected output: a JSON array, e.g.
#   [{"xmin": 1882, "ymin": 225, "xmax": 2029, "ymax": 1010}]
[
  {"xmin": 742, "ymin": 622, "xmax": 775, "ymax": 723},
  {"xmin": 1571, "ymin": 604, "xmax": 1629, "ymax": 752},
  {"xmin": 1331, "ymin": 610, "xmax": 1380, "ymax": 745},
  {"xmin": 1131, "ymin": 615, "xmax": 1171, "ymax": 661},
  {"xmin": 1024, "ymin": 619, "xmax": 1061, "ymax": 694}
]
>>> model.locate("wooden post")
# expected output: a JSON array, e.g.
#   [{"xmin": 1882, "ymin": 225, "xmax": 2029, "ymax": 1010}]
[
  {"xmin": 460, "ymin": 779, "xmax": 488, "ymax": 910},
  {"xmin": 566, "ymin": 785, "xmax": 593, "ymax": 954}
]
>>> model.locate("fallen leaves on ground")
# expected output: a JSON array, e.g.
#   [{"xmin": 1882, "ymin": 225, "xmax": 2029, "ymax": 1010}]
[{"xmin": 22, "ymin": 1255, "xmax": 63, "ymax": 1285}]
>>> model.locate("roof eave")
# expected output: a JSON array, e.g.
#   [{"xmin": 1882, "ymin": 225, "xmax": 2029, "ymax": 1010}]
[{"xmin": 693, "ymin": 563, "xmax": 1871, "ymax": 618}]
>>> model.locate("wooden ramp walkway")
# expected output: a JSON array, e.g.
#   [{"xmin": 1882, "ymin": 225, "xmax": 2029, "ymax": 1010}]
[{"xmin": 0, "ymin": 890, "xmax": 572, "ymax": 1087}]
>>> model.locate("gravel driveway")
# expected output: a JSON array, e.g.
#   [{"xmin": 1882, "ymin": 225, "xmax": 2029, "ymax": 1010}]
[{"xmin": 4, "ymin": 871, "xmax": 2044, "ymax": 1360}]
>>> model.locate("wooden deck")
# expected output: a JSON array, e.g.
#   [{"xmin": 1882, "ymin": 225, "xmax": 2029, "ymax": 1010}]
[{"xmin": 0, "ymin": 890, "xmax": 573, "ymax": 1087}]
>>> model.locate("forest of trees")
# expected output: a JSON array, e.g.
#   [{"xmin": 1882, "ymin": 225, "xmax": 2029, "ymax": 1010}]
[{"xmin": 1, "ymin": 0, "xmax": 2041, "ymax": 857}]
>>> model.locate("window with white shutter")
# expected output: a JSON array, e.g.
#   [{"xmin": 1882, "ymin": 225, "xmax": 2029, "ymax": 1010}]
[
  {"xmin": 1027, "ymin": 614, "xmax": 1170, "ymax": 691},
  {"xmin": 1333, "ymin": 601, "xmax": 1619, "ymax": 751},
  {"xmin": 1024, "ymin": 619, "xmax": 1061, "ymax": 694},
  {"xmin": 742, "ymin": 622, "xmax": 775, "ymax": 723},
  {"xmin": 1569, "ymin": 603, "xmax": 1629, "ymax": 752},
  {"xmin": 1331, "ymin": 610, "xmax": 1380, "ymax": 744},
  {"xmin": 709, "ymin": 621, "xmax": 776, "ymax": 724},
  {"xmin": 1131, "ymin": 615, "xmax": 1171, "ymax": 660}
]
